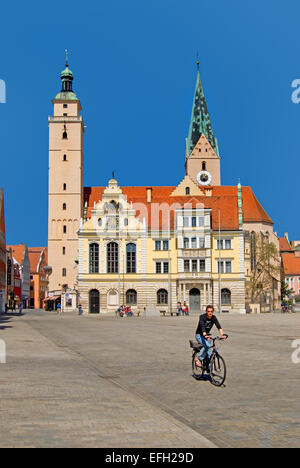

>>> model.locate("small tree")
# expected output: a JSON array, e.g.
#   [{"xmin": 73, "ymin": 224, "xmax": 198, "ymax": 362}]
[
  {"xmin": 281, "ymin": 279, "xmax": 294, "ymax": 306},
  {"xmin": 246, "ymin": 233, "xmax": 281, "ymax": 305}
]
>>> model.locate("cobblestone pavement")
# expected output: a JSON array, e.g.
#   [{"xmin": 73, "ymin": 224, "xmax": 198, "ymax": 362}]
[{"xmin": 0, "ymin": 310, "xmax": 300, "ymax": 448}]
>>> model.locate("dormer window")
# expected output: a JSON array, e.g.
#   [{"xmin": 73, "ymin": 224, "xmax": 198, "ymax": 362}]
[{"xmin": 186, "ymin": 187, "xmax": 190, "ymax": 195}]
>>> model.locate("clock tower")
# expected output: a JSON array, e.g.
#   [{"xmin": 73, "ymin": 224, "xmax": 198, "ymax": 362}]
[{"xmin": 185, "ymin": 62, "xmax": 221, "ymax": 186}]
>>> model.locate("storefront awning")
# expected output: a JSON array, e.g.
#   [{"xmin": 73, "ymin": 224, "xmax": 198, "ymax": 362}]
[{"xmin": 44, "ymin": 295, "xmax": 61, "ymax": 302}]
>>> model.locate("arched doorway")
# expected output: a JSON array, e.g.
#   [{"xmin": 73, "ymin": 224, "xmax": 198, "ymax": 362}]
[
  {"xmin": 189, "ymin": 288, "xmax": 201, "ymax": 313},
  {"xmin": 89, "ymin": 289, "xmax": 100, "ymax": 314}
]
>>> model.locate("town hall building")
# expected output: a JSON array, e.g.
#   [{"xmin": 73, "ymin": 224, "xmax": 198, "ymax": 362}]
[{"xmin": 48, "ymin": 58, "xmax": 281, "ymax": 314}]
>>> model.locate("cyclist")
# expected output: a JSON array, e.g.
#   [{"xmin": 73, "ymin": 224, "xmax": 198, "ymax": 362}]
[{"xmin": 194, "ymin": 305, "xmax": 226, "ymax": 369}]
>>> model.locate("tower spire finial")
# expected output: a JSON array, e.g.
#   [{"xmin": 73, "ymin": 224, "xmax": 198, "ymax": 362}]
[
  {"xmin": 196, "ymin": 52, "xmax": 200, "ymax": 72},
  {"xmin": 65, "ymin": 49, "xmax": 69, "ymax": 67}
]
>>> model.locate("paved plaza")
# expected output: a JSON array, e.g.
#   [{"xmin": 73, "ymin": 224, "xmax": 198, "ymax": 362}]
[{"xmin": 0, "ymin": 310, "xmax": 300, "ymax": 448}]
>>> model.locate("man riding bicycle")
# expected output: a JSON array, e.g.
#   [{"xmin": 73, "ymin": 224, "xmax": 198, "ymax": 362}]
[{"xmin": 195, "ymin": 305, "xmax": 227, "ymax": 369}]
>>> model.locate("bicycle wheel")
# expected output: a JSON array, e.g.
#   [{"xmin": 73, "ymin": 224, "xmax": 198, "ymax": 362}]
[
  {"xmin": 209, "ymin": 353, "xmax": 226, "ymax": 386},
  {"xmin": 192, "ymin": 350, "xmax": 204, "ymax": 378}
]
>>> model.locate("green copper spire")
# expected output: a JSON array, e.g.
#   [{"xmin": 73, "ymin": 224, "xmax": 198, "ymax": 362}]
[
  {"xmin": 186, "ymin": 62, "xmax": 219, "ymax": 157},
  {"xmin": 54, "ymin": 49, "xmax": 78, "ymax": 101}
]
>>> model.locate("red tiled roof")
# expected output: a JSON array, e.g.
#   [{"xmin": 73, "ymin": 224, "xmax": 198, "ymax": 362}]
[
  {"xmin": 279, "ymin": 237, "xmax": 292, "ymax": 252},
  {"xmin": 28, "ymin": 247, "xmax": 47, "ymax": 273},
  {"xmin": 84, "ymin": 185, "xmax": 273, "ymax": 231},
  {"xmin": 282, "ymin": 253, "xmax": 300, "ymax": 275},
  {"xmin": 7, "ymin": 244, "xmax": 26, "ymax": 265}
]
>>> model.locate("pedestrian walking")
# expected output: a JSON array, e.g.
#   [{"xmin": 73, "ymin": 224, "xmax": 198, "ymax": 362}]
[
  {"xmin": 18, "ymin": 302, "xmax": 23, "ymax": 315},
  {"xmin": 78, "ymin": 304, "xmax": 83, "ymax": 316},
  {"xmin": 177, "ymin": 302, "xmax": 182, "ymax": 316}
]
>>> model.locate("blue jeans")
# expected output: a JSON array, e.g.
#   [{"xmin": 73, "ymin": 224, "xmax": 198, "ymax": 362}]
[{"xmin": 196, "ymin": 334, "xmax": 213, "ymax": 362}]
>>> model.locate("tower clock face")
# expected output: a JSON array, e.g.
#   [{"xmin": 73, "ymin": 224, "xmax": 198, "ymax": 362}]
[{"xmin": 197, "ymin": 170, "xmax": 212, "ymax": 186}]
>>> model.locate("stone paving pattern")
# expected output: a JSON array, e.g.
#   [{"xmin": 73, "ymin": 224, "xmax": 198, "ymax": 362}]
[{"xmin": 0, "ymin": 310, "xmax": 300, "ymax": 448}]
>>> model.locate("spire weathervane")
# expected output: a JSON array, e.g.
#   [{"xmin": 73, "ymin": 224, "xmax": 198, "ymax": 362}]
[{"xmin": 65, "ymin": 49, "xmax": 69, "ymax": 67}]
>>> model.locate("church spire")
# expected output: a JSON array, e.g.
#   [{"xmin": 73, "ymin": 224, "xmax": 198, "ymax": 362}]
[
  {"xmin": 54, "ymin": 50, "xmax": 78, "ymax": 101},
  {"xmin": 186, "ymin": 61, "xmax": 219, "ymax": 158}
]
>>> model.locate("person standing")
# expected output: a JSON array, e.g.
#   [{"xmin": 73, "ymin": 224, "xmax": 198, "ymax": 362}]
[
  {"xmin": 183, "ymin": 301, "xmax": 189, "ymax": 316},
  {"xmin": 177, "ymin": 302, "xmax": 182, "ymax": 316}
]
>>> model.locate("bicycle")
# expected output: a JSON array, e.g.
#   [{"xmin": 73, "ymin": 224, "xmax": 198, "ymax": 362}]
[{"xmin": 189, "ymin": 334, "xmax": 229, "ymax": 387}]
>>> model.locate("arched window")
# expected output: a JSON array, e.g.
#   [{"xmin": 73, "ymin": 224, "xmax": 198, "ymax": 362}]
[
  {"xmin": 202, "ymin": 161, "xmax": 206, "ymax": 171},
  {"xmin": 89, "ymin": 243, "xmax": 99, "ymax": 273},
  {"xmin": 250, "ymin": 232, "xmax": 256, "ymax": 271},
  {"xmin": 63, "ymin": 183, "xmax": 67, "ymax": 191},
  {"xmin": 157, "ymin": 289, "xmax": 168, "ymax": 305},
  {"xmin": 63, "ymin": 154, "xmax": 67, "ymax": 161},
  {"xmin": 126, "ymin": 289, "xmax": 137, "ymax": 305},
  {"xmin": 185, "ymin": 187, "xmax": 190, "ymax": 195},
  {"xmin": 63, "ymin": 203, "xmax": 67, "ymax": 210},
  {"xmin": 126, "ymin": 243, "xmax": 136, "ymax": 273},
  {"xmin": 221, "ymin": 288, "xmax": 231, "ymax": 305},
  {"xmin": 107, "ymin": 242, "xmax": 119, "ymax": 273},
  {"xmin": 98, "ymin": 218, "xmax": 102, "ymax": 227}
]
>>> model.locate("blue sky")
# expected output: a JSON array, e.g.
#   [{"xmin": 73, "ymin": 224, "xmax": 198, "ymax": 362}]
[{"xmin": 0, "ymin": 0, "xmax": 299, "ymax": 246}]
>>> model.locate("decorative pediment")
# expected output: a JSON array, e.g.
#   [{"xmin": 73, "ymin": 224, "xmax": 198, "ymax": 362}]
[{"xmin": 170, "ymin": 175, "xmax": 204, "ymax": 197}]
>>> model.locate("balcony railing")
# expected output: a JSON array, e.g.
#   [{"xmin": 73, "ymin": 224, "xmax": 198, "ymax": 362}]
[{"xmin": 48, "ymin": 116, "xmax": 83, "ymax": 122}]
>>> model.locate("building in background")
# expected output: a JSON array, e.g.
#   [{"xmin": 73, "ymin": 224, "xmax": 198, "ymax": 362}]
[
  {"xmin": 28, "ymin": 247, "xmax": 49, "ymax": 309},
  {"xmin": 7, "ymin": 245, "xmax": 30, "ymax": 308},
  {"xmin": 49, "ymin": 58, "xmax": 281, "ymax": 313},
  {"xmin": 0, "ymin": 188, "xmax": 6, "ymax": 313},
  {"xmin": 280, "ymin": 233, "xmax": 300, "ymax": 301}
]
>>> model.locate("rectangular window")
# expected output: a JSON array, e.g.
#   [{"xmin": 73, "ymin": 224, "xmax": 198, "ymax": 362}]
[
  {"xmin": 218, "ymin": 261, "xmax": 224, "ymax": 274},
  {"xmin": 63, "ymin": 104, "xmax": 68, "ymax": 108},
  {"xmin": 225, "ymin": 261, "xmax": 232, "ymax": 273},
  {"xmin": 217, "ymin": 239, "xmax": 223, "ymax": 250},
  {"xmin": 62, "ymin": 247, "xmax": 66, "ymax": 255},
  {"xmin": 225, "ymin": 239, "xmax": 232, "ymax": 249},
  {"xmin": 62, "ymin": 268, "xmax": 67, "ymax": 277},
  {"xmin": 63, "ymin": 113, "xmax": 68, "ymax": 117},
  {"xmin": 192, "ymin": 259, "xmax": 197, "ymax": 272},
  {"xmin": 156, "ymin": 262, "xmax": 162, "ymax": 274},
  {"xmin": 184, "ymin": 238, "xmax": 189, "ymax": 249},
  {"xmin": 199, "ymin": 259, "xmax": 205, "ymax": 272},
  {"xmin": 199, "ymin": 238, "xmax": 205, "ymax": 249},
  {"xmin": 155, "ymin": 240, "xmax": 161, "ymax": 251},
  {"xmin": 63, "ymin": 225, "xmax": 67, "ymax": 234},
  {"xmin": 192, "ymin": 217, "xmax": 197, "ymax": 227},
  {"xmin": 198, "ymin": 217, "xmax": 204, "ymax": 227},
  {"xmin": 184, "ymin": 260, "xmax": 190, "ymax": 273},
  {"xmin": 163, "ymin": 262, "xmax": 169, "ymax": 274},
  {"xmin": 163, "ymin": 240, "xmax": 169, "ymax": 251},
  {"xmin": 183, "ymin": 217, "xmax": 189, "ymax": 227},
  {"xmin": 191, "ymin": 238, "xmax": 197, "ymax": 249}
]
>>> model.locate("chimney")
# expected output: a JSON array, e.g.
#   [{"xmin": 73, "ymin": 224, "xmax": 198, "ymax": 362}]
[{"xmin": 147, "ymin": 187, "xmax": 152, "ymax": 203}]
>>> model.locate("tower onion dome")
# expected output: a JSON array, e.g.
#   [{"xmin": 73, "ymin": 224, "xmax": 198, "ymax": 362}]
[{"xmin": 54, "ymin": 53, "xmax": 78, "ymax": 101}]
